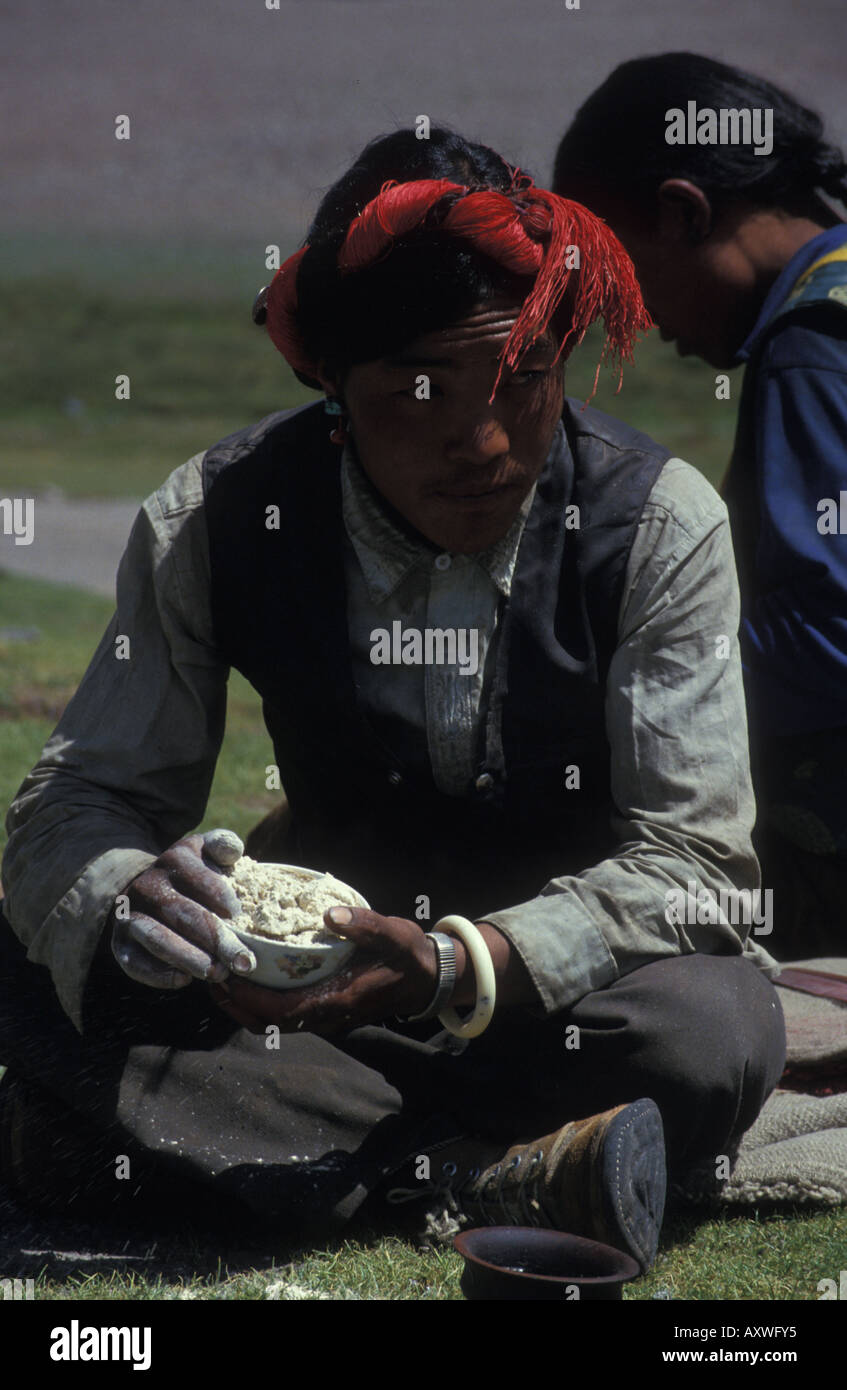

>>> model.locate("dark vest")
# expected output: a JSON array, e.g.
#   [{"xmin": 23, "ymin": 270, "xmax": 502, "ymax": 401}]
[{"xmin": 203, "ymin": 401, "xmax": 668, "ymax": 922}]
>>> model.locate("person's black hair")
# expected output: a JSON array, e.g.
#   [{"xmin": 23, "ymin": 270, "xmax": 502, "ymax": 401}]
[
  {"xmin": 553, "ymin": 52, "xmax": 847, "ymax": 215},
  {"xmin": 292, "ymin": 126, "xmax": 534, "ymax": 386},
  {"xmin": 306, "ymin": 126, "xmax": 517, "ymax": 242}
]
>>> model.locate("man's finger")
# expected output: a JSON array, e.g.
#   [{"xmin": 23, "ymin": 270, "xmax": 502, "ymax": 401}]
[
  {"xmin": 202, "ymin": 828, "xmax": 244, "ymax": 868},
  {"xmin": 112, "ymin": 935, "xmax": 194, "ymax": 991},
  {"xmin": 167, "ymin": 898, "xmax": 256, "ymax": 973},
  {"xmin": 165, "ymin": 843, "xmax": 243, "ymax": 918},
  {"xmin": 221, "ymin": 965, "xmax": 357, "ymax": 1018},
  {"xmin": 322, "ymin": 905, "xmax": 419, "ymax": 954},
  {"xmin": 126, "ymin": 913, "xmax": 231, "ymax": 982},
  {"xmin": 133, "ymin": 886, "xmax": 256, "ymax": 976},
  {"xmin": 213, "ymin": 959, "xmax": 401, "ymax": 1035}
]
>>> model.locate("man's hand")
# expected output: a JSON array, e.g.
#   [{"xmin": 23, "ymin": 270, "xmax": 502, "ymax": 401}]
[
  {"xmin": 209, "ymin": 906, "xmax": 439, "ymax": 1036},
  {"xmin": 110, "ymin": 829, "xmax": 257, "ymax": 989}
]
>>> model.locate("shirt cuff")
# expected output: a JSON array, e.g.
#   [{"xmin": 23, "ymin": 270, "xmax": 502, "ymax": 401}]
[
  {"xmin": 480, "ymin": 893, "xmax": 617, "ymax": 1015},
  {"xmin": 25, "ymin": 847, "xmax": 158, "ymax": 1033}
]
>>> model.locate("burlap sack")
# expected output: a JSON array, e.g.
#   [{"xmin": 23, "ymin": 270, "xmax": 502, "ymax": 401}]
[{"xmin": 677, "ymin": 959, "xmax": 847, "ymax": 1206}]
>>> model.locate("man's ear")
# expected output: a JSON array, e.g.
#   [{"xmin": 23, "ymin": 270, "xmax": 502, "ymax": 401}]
[
  {"xmin": 656, "ymin": 179, "xmax": 713, "ymax": 244},
  {"xmin": 316, "ymin": 360, "xmax": 351, "ymax": 403}
]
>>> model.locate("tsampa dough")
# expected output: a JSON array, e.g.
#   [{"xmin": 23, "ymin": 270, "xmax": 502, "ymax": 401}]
[{"xmin": 226, "ymin": 857, "xmax": 361, "ymax": 943}]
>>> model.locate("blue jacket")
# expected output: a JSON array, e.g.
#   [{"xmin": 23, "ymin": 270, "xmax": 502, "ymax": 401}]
[{"xmin": 729, "ymin": 223, "xmax": 847, "ymax": 741}]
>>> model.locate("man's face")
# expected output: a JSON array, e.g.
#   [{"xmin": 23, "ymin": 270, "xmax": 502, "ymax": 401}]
[
  {"xmin": 603, "ymin": 219, "xmax": 756, "ymax": 368},
  {"xmin": 561, "ymin": 187, "xmax": 759, "ymax": 368},
  {"xmin": 336, "ymin": 300, "xmax": 566, "ymax": 554}
]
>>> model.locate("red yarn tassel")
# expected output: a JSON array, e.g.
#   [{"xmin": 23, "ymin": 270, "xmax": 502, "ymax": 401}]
[
  {"xmin": 264, "ymin": 178, "xmax": 651, "ymax": 402},
  {"xmin": 266, "ymin": 246, "xmax": 312, "ymax": 374},
  {"xmin": 339, "ymin": 179, "xmax": 466, "ymax": 272},
  {"xmin": 487, "ymin": 190, "xmax": 650, "ymax": 401}
]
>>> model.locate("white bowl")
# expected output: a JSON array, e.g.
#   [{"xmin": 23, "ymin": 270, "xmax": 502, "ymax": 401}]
[{"xmin": 229, "ymin": 863, "xmax": 368, "ymax": 990}]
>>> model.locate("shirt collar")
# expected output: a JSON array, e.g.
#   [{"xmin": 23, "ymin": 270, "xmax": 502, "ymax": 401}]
[
  {"xmin": 341, "ymin": 444, "xmax": 537, "ymax": 605},
  {"xmin": 734, "ymin": 223, "xmax": 847, "ymax": 364}
]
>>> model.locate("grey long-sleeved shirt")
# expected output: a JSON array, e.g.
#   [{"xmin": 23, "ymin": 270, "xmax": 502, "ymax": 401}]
[{"xmin": 2, "ymin": 441, "xmax": 778, "ymax": 1031}]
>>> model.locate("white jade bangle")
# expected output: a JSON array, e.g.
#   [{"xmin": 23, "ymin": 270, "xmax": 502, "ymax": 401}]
[{"xmin": 436, "ymin": 915, "xmax": 496, "ymax": 1039}]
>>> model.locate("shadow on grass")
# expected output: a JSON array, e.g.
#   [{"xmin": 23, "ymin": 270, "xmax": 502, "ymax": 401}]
[
  {"xmin": 0, "ymin": 1157, "xmax": 456, "ymax": 1295},
  {"xmin": 0, "ymin": 1177, "xmax": 352, "ymax": 1292}
]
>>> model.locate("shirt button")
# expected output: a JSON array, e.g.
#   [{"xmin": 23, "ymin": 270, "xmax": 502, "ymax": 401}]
[
  {"xmin": 387, "ymin": 770, "xmax": 404, "ymax": 787},
  {"xmin": 434, "ymin": 553, "xmax": 452, "ymax": 571},
  {"xmin": 475, "ymin": 772, "xmax": 494, "ymax": 792}
]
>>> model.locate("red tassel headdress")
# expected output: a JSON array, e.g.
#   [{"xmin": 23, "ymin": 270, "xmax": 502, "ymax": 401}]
[{"xmin": 265, "ymin": 174, "xmax": 650, "ymax": 401}]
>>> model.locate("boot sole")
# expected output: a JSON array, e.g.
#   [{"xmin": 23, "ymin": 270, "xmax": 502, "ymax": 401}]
[{"xmin": 597, "ymin": 1097, "xmax": 666, "ymax": 1272}]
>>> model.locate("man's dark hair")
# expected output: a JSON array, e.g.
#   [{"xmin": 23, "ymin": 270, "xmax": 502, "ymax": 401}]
[
  {"xmin": 553, "ymin": 52, "xmax": 847, "ymax": 216},
  {"xmin": 293, "ymin": 126, "xmax": 534, "ymax": 386}
]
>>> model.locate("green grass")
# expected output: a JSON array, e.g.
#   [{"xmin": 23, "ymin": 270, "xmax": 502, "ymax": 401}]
[
  {"xmin": 0, "ymin": 573, "xmax": 279, "ymax": 862},
  {"xmin": 15, "ymin": 1206, "xmax": 847, "ymax": 1301},
  {"xmin": 0, "ymin": 276, "xmax": 310, "ymax": 499},
  {"xmin": 25, "ymin": 1234, "xmax": 464, "ymax": 1302}
]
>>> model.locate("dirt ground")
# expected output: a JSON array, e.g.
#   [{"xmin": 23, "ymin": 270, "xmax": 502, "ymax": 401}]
[{"xmin": 0, "ymin": 497, "xmax": 139, "ymax": 597}]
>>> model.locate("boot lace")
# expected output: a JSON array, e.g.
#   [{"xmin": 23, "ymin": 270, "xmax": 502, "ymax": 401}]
[
  {"xmin": 474, "ymin": 1149, "xmax": 549, "ymax": 1226},
  {"xmin": 386, "ymin": 1148, "xmax": 550, "ymax": 1229},
  {"xmin": 386, "ymin": 1160, "xmax": 481, "ymax": 1242}
]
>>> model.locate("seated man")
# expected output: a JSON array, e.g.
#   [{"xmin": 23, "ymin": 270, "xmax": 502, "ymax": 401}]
[{"xmin": 0, "ymin": 128, "xmax": 785, "ymax": 1272}]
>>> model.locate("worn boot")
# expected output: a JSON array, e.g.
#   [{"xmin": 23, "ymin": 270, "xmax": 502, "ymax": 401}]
[{"xmin": 386, "ymin": 1098, "xmax": 666, "ymax": 1271}]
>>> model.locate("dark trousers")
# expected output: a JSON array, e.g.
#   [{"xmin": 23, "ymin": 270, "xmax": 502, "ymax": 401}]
[{"xmin": 0, "ymin": 908, "xmax": 785, "ymax": 1233}]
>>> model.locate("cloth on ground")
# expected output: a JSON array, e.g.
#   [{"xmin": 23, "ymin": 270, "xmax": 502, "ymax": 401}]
[{"xmin": 676, "ymin": 958, "xmax": 847, "ymax": 1207}]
